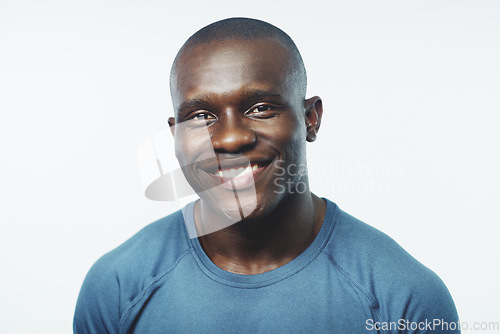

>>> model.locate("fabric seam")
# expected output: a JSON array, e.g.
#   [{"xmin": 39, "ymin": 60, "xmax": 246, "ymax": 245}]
[
  {"xmin": 189, "ymin": 201, "xmax": 340, "ymax": 289},
  {"xmin": 325, "ymin": 250, "xmax": 384, "ymax": 334},
  {"xmin": 118, "ymin": 249, "xmax": 192, "ymax": 329}
]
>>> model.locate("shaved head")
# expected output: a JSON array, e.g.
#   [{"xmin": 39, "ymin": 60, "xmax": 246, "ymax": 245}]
[{"xmin": 170, "ymin": 17, "xmax": 307, "ymax": 102}]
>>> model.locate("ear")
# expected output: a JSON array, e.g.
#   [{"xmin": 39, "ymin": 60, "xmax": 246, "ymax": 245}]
[
  {"xmin": 168, "ymin": 117, "xmax": 176, "ymax": 137},
  {"xmin": 304, "ymin": 96, "xmax": 323, "ymax": 142}
]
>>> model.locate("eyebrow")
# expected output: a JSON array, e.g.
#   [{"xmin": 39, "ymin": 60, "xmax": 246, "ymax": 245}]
[
  {"xmin": 177, "ymin": 89, "xmax": 287, "ymax": 116},
  {"xmin": 177, "ymin": 98, "xmax": 211, "ymax": 115},
  {"xmin": 242, "ymin": 89, "xmax": 286, "ymax": 102}
]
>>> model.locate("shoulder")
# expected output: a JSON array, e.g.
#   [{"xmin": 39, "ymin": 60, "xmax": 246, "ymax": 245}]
[
  {"xmin": 324, "ymin": 202, "xmax": 459, "ymax": 327},
  {"xmin": 99, "ymin": 208, "xmax": 191, "ymax": 277},
  {"xmin": 73, "ymin": 208, "xmax": 192, "ymax": 333},
  {"xmin": 327, "ymin": 207, "xmax": 428, "ymax": 281},
  {"xmin": 325, "ymin": 205, "xmax": 445, "ymax": 292}
]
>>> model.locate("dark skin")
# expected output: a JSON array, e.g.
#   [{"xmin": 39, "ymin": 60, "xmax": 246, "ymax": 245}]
[{"xmin": 169, "ymin": 38, "xmax": 326, "ymax": 275}]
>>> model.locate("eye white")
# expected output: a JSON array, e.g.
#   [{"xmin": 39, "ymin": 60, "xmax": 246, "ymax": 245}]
[{"xmin": 250, "ymin": 105, "xmax": 270, "ymax": 113}]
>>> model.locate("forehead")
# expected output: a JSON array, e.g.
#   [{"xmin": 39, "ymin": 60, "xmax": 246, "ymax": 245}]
[{"xmin": 171, "ymin": 38, "xmax": 296, "ymax": 109}]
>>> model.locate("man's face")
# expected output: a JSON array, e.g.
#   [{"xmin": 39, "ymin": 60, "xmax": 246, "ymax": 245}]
[{"xmin": 170, "ymin": 38, "xmax": 312, "ymax": 220}]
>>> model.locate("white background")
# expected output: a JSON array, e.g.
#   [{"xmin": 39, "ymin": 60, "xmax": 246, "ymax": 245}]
[{"xmin": 1, "ymin": 0, "xmax": 499, "ymax": 333}]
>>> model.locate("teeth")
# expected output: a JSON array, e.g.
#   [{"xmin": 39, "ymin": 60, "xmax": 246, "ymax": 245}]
[{"xmin": 216, "ymin": 164, "xmax": 259, "ymax": 178}]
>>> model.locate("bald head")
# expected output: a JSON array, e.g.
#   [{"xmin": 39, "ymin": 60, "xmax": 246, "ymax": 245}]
[{"xmin": 169, "ymin": 18, "xmax": 307, "ymax": 102}]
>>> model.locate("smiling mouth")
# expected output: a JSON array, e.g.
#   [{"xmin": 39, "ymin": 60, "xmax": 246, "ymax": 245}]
[
  {"xmin": 214, "ymin": 164, "xmax": 260, "ymax": 179},
  {"xmin": 197, "ymin": 160, "xmax": 270, "ymax": 190}
]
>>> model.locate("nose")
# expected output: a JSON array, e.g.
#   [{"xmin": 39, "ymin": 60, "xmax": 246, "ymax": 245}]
[{"xmin": 211, "ymin": 111, "xmax": 257, "ymax": 153}]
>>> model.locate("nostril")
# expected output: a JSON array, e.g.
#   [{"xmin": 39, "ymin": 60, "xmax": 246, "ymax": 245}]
[{"xmin": 211, "ymin": 127, "xmax": 257, "ymax": 153}]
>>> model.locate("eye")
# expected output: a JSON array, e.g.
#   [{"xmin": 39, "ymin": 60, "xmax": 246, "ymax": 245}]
[
  {"xmin": 186, "ymin": 112, "xmax": 217, "ymax": 127},
  {"xmin": 254, "ymin": 105, "xmax": 271, "ymax": 112},
  {"xmin": 247, "ymin": 104, "xmax": 273, "ymax": 116},
  {"xmin": 190, "ymin": 112, "xmax": 216, "ymax": 121},
  {"xmin": 245, "ymin": 104, "xmax": 279, "ymax": 119},
  {"xmin": 194, "ymin": 113, "xmax": 213, "ymax": 120}
]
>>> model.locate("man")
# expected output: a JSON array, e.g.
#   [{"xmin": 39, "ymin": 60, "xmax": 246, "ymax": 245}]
[{"xmin": 74, "ymin": 18, "xmax": 460, "ymax": 333}]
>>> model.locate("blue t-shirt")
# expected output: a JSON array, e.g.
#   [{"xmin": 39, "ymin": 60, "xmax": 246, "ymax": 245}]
[{"xmin": 74, "ymin": 199, "xmax": 460, "ymax": 333}]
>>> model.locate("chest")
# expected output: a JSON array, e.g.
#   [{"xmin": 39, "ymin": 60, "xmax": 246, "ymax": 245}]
[{"xmin": 121, "ymin": 257, "xmax": 378, "ymax": 333}]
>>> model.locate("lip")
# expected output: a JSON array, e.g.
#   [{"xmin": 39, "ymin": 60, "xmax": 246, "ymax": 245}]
[
  {"xmin": 196, "ymin": 155, "xmax": 271, "ymax": 175},
  {"xmin": 196, "ymin": 158, "xmax": 272, "ymax": 191}
]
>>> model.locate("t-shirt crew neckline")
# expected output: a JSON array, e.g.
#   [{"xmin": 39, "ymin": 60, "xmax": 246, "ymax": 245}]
[{"xmin": 185, "ymin": 199, "xmax": 338, "ymax": 289}]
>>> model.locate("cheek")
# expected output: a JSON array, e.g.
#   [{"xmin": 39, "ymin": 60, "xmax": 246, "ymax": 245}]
[
  {"xmin": 174, "ymin": 126, "xmax": 215, "ymax": 166},
  {"xmin": 174, "ymin": 134, "xmax": 191, "ymax": 166},
  {"xmin": 271, "ymin": 113, "xmax": 307, "ymax": 152}
]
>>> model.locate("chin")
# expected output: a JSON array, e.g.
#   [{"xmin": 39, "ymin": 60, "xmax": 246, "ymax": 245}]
[
  {"xmin": 240, "ymin": 191, "xmax": 284, "ymax": 221},
  {"xmin": 196, "ymin": 186, "xmax": 258, "ymax": 228}
]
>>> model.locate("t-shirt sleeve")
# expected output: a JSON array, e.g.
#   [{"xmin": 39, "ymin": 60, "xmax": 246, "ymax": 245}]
[
  {"xmin": 73, "ymin": 257, "xmax": 120, "ymax": 334},
  {"xmin": 383, "ymin": 270, "xmax": 461, "ymax": 334}
]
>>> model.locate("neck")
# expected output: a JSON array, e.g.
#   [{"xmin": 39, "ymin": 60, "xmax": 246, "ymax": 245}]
[{"xmin": 195, "ymin": 192, "xmax": 326, "ymax": 275}]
